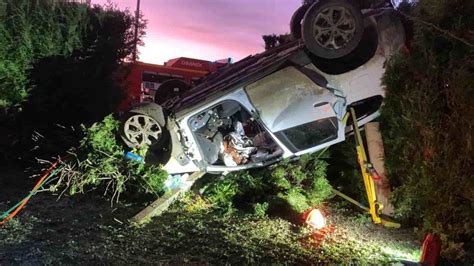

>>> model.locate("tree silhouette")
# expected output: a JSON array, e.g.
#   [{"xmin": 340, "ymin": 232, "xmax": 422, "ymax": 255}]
[
  {"xmin": 262, "ymin": 34, "xmax": 292, "ymax": 50},
  {"xmin": 6, "ymin": 3, "xmax": 147, "ymax": 161}
]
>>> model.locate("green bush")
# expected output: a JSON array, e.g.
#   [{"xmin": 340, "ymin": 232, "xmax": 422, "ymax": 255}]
[
  {"xmin": 0, "ymin": 0, "xmax": 88, "ymax": 109},
  {"xmin": 278, "ymin": 188, "xmax": 309, "ymax": 213},
  {"xmin": 380, "ymin": 0, "xmax": 474, "ymax": 260},
  {"xmin": 21, "ymin": 3, "xmax": 145, "ymax": 126},
  {"xmin": 253, "ymin": 202, "xmax": 269, "ymax": 218},
  {"xmin": 49, "ymin": 115, "xmax": 168, "ymax": 203},
  {"xmin": 271, "ymin": 154, "xmax": 332, "ymax": 213},
  {"xmin": 202, "ymin": 178, "xmax": 240, "ymax": 216},
  {"xmin": 1, "ymin": 2, "xmax": 146, "ymax": 165},
  {"xmin": 201, "ymin": 152, "xmax": 333, "ymax": 215},
  {"xmin": 325, "ymin": 139, "xmax": 368, "ymax": 205}
]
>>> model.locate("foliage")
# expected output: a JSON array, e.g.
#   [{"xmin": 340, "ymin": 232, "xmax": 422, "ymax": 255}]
[
  {"xmin": 201, "ymin": 152, "xmax": 333, "ymax": 215},
  {"xmin": 0, "ymin": 1, "xmax": 145, "ymax": 111},
  {"xmin": 252, "ymin": 202, "xmax": 269, "ymax": 219},
  {"xmin": 278, "ymin": 188, "xmax": 309, "ymax": 213},
  {"xmin": 20, "ymin": 2, "xmax": 146, "ymax": 126},
  {"xmin": 49, "ymin": 115, "xmax": 168, "ymax": 203},
  {"xmin": 201, "ymin": 177, "xmax": 239, "ymax": 217},
  {"xmin": 325, "ymin": 139, "xmax": 368, "ymax": 205},
  {"xmin": 262, "ymin": 34, "xmax": 291, "ymax": 50},
  {"xmin": 0, "ymin": 203, "xmax": 420, "ymax": 264},
  {"xmin": 380, "ymin": 0, "xmax": 474, "ymax": 260},
  {"xmin": 179, "ymin": 193, "xmax": 211, "ymax": 214},
  {"xmin": 302, "ymin": 0, "xmax": 383, "ymax": 8},
  {"xmin": 0, "ymin": 157, "xmax": 422, "ymax": 265},
  {"xmin": 272, "ymin": 154, "xmax": 333, "ymax": 212},
  {"xmin": 0, "ymin": 0, "xmax": 88, "ymax": 109},
  {"xmin": 0, "ymin": 216, "xmax": 39, "ymax": 246},
  {"xmin": 2, "ymin": 2, "xmax": 147, "ymax": 163}
]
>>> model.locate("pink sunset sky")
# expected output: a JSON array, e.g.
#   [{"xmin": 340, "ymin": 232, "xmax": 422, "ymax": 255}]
[{"xmin": 91, "ymin": 0, "xmax": 301, "ymax": 65}]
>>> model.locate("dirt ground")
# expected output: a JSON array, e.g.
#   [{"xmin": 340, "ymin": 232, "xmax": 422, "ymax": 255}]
[{"xmin": 0, "ymin": 164, "xmax": 422, "ymax": 264}]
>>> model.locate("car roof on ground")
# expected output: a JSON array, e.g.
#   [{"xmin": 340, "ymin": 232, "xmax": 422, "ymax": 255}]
[{"xmin": 165, "ymin": 40, "xmax": 306, "ymax": 114}]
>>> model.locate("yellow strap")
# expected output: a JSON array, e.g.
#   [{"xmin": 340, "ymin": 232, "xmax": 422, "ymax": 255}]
[{"xmin": 350, "ymin": 108, "xmax": 381, "ymax": 224}]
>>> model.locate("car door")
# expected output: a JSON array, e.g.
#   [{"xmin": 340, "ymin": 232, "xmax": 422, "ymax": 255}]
[{"xmin": 244, "ymin": 66, "xmax": 347, "ymax": 157}]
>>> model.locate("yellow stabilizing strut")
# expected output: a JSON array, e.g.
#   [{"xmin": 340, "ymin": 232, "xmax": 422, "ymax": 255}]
[
  {"xmin": 333, "ymin": 111, "xmax": 400, "ymax": 228},
  {"xmin": 350, "ymin": 107, "xmax": 382, "ymax": 224},
  {"xmin": 340, "ymin": 108, "xmax": 381, "ymax": 224}
]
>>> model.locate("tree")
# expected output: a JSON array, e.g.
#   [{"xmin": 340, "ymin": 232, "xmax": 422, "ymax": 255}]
[
  {"xmin": 21, "ymin": 3, "xmax": 146, "ymax": 126},
  {"xmin": 302, "ymin": 0, "xmax": 387, "ymax": 9},
  {"xmin": 0, "ymin": 0, "xmax": 88, "ymax": 110},
  {"xmin": 2, "ymin": 2, "xmax": 146, "ymax": 162},
  {"xmin": 380, "ymin": 0, "xmax": 474, "ymax": 260},
  {"xmin": 262, "ymin": 34, "xmax": 292, "ymax": 50}
]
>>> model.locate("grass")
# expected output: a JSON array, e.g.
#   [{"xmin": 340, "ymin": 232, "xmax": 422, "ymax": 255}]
[
  {"xmin": 0, "ymin": 216, "xmax": 38, "ymax": 246},
  {"xmin": 0, "ymin": 180, "xmax": 422, "ymax": 264},
  {"xmin": 0, "ymin": 160, "xmax": 423, "ymax": 264}
]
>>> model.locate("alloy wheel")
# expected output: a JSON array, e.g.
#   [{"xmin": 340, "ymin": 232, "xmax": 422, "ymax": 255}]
[
  {"xmin": 123, "ymin": 114, "xmax": 162, "ymax": 147},
  {"xmin": 312, "ymin": 6, "xmax": 356, "ymax": 50}
]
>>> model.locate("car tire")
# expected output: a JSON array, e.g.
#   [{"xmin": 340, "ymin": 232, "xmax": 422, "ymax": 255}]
[
  {"xmin": 119, "ymin": 109, "xmax": 170, "ymax": 152},
  {"xmin": 302, "ymin": 0, "xmax": 364, "ymax": 59},
  {"xmin": 290, "ymin": 4, "xmax": 311, "ymax": 39},
  {"xmin": 154, "ymin": 79, "xmax": 191, "ymax": 105}
]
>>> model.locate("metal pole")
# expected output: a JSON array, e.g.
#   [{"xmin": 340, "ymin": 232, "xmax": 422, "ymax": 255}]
[{"xmin": 132, "ymin": 0, "xmax": 141, "ymax": 62}]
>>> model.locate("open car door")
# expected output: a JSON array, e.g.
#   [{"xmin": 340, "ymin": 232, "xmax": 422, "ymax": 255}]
[{"xmin": 245, "ymin": 66, "xmax": 347, "ymax": 157}]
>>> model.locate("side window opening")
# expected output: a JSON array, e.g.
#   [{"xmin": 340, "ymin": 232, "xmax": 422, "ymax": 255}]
[
  {"xmin": 345, "ymin": 95, "xmax": 383, "ymax": 125},
  {"xmin": 275, "ymin": 117, "xmax": 339, "ymax": 153},
  {"xmin": 189, "ymin": 101, "xmax": 283, "ymax": 166}
]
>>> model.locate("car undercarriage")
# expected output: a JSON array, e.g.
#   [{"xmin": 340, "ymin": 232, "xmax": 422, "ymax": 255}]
[{"xmin": 119, "ymin": 0, "xmax": 406, "ymax": 175}]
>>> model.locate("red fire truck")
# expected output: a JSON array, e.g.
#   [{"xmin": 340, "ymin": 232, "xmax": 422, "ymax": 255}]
[{"xmin": 118, "ymin": 57, "xmax": 229, "ymax": 111}]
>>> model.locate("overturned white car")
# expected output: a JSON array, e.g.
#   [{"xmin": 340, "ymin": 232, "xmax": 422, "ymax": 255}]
[{"xmin": 119, "ymin": 0, "xmax": 406, "ymax": 175}]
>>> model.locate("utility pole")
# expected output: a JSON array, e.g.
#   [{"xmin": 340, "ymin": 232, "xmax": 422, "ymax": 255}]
[{"xmin": 132, "ymin": 0, "xmax": 141, "ymax": 62}]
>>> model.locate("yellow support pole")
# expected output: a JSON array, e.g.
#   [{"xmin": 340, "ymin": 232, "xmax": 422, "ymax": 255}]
[
  {"xmin": 349, "ymin": 108, "xmax": 382, "ymax": 224},
  {"xmin": 336, "ymin": 110, "xmax": 400, "ymax": 228}
]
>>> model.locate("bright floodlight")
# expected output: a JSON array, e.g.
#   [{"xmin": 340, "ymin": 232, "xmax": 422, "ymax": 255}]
[{"xmin": 305, "ymin": 209, "xmax": 326, "ymax": 229}]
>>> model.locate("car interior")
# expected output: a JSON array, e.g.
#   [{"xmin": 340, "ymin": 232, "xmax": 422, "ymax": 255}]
[{"xmin": 189, "ymin": 100, "xmax": 283, "ymax": 166}]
